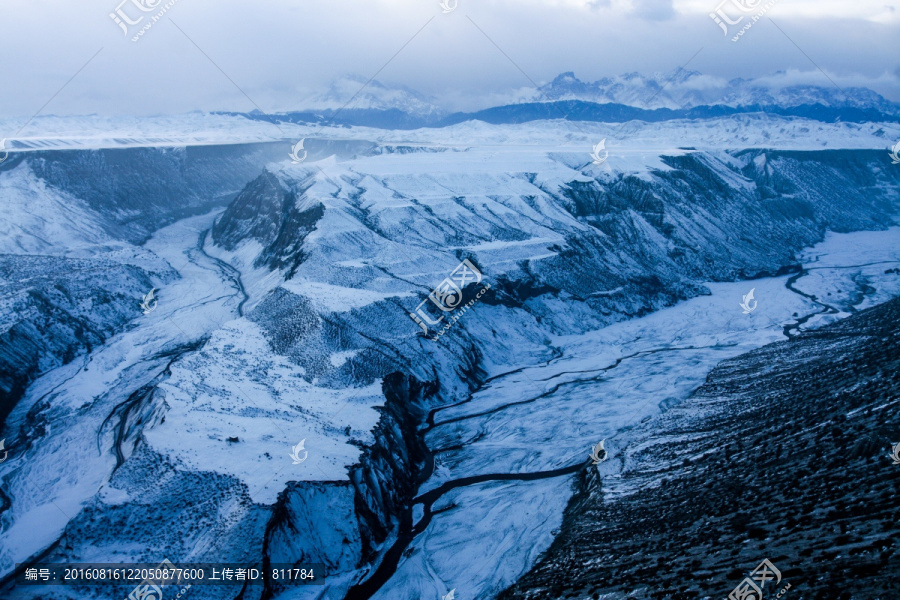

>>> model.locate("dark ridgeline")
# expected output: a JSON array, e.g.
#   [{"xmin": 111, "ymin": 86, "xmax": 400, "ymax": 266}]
[{"xmin": 501, "ymin": 296, "xmax": 900, "ymax": 600}]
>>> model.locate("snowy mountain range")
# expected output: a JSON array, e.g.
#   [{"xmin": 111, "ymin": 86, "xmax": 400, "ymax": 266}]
[{"xmin": 224, "ymin": 71, "xmax": 900, "ymax": 130}]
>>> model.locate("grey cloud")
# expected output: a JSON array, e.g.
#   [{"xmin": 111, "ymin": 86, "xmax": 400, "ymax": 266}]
[
  {"xmin": 0, "ymin": 0, "xmax": 897, "ymax": 119},
  {"xmin": 630, "ymin": 0, "xmax": 676, "ymax": 21}
]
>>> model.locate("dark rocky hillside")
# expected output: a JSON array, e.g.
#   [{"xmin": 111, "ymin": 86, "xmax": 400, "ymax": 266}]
[
  {"xmin": 212, "ymin": 170, "xmax": 325, "ymax": 275},
  {"xmin": 0, "ymin": 256, "xmax": 153, "ymax": 424},
  {"xmin": 501, "ymin": 296, "xmax": 900, "ymax": 600}
]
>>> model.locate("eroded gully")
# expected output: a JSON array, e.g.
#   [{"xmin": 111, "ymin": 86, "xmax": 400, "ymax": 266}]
[{"xmin": 97, "ymin": 226, "xmax": 248, "ymax": 469}]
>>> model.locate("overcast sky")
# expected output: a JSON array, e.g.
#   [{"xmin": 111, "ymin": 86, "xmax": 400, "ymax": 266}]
[{"xmin": 0, "ymin": 0, "xmax": 897, "ymax": 120}]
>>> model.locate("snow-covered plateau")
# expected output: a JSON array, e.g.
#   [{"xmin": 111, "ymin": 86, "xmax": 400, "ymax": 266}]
[
  {"xmin": 0, "ymin": 109, "xmax": 899, "ymax": 600},
  {"xmin": 1, "ymin": 111, "xmax": 899, "ymax": 153}
]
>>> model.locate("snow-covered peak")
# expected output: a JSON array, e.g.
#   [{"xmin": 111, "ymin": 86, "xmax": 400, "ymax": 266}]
[
  {"xmin": 529, "ymin": 70, "xmax": 900, "ymax": 114},
  {"xmin": 295, "ymin": 75, "xmax": 443, "ymax": 116},
  {"xmin": 534, "ymin": 70, "xmax": 711, "ymax": 109}
]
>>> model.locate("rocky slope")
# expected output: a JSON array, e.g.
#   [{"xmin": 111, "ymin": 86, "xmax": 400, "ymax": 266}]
[
  {"xmin": 500, "ymin": 296, "xmax": 900, "ymax": 600},
  {"xmin": 16, "ymin": 142, "xmax": 289, "ymax": 244}
]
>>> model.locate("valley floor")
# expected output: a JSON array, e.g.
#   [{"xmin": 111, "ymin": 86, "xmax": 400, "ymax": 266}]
[{"xmin": 353, "ymin": 227, "xmax": 900, "ymax": 600}]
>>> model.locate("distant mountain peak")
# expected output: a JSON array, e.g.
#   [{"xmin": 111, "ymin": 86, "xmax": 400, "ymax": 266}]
[
  {"xmin": 528, "ymin": 70, "xmax": 899, "ymax": 114},
  {"xmin": 295, "ymin": 75, "xmax": 443, "ymax": 116},
  {"xmin": 552, "ymin": 71, "xmax": 578, "ymax": 82}
]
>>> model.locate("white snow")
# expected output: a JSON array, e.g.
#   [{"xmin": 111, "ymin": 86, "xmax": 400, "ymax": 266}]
[
  {"xmin": 147, "ymin": 319, "xmax": 383, "ymax": 503},
  {"xmin": 0, "ymin": 164, "xmax": 116, "ymax": 256},
  {"xmin": 281, "ymin": 279, "xmax": 413, "ymax": 313},
  {"xmin": 330, "ymin": 350, "xmax": 359, "ymax": 368}
]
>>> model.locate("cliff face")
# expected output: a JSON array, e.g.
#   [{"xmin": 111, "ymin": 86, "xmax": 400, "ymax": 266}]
[
  {"xmin": 500, "ymin": 296, "xmax": 900, "ymax": 600},
  {"xmin": 347, "ymin": 373, "xmax": 434, "ymax": 558},
  {"xmin": 212, "ymin": 170, "xmax": 325, "ymax": 276},
  {"xmin": 25, "ymin": 143, "xmax": 290, "ymax": 243},
  {"xmin": 247, "ymin": 374, "xmax": 436, "ymax": 600}
]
